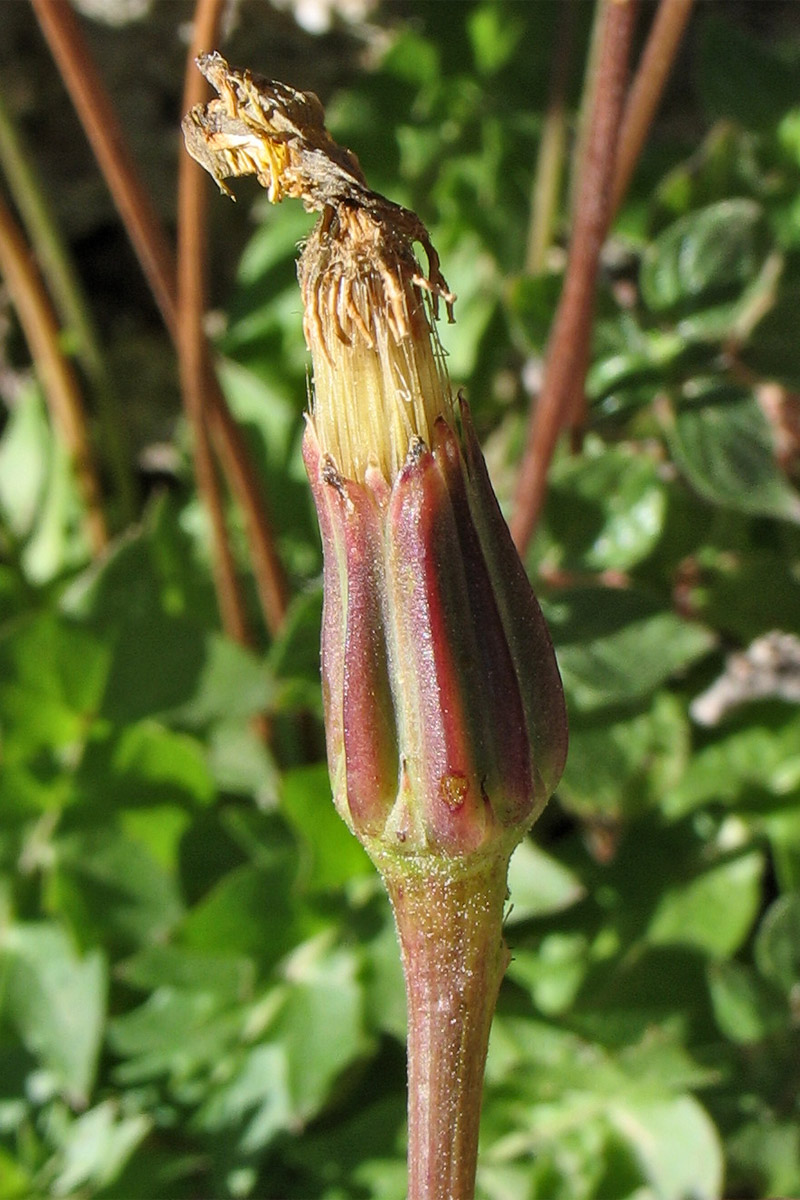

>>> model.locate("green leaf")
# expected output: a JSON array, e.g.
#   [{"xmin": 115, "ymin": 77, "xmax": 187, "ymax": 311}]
[
  {"xmin": 560, "ymin": 692, "xmax": 689, "ymax": 820},
  {"xmin": 664, "ymin": 713, "xmax": 800, "ymax": 819},
  {"xmin": 548, "ymin": 588, "xmax": 714, "ymax": 711},
  {"xmin": 1, "ymin": 923, "xmax": 106, "ymax": 1104},
  {"xmin": 79, "ymin": 720, "xmax": 214, "ymax": 809},
  {"xmin": 607, "ymin": 1095, "xmax": 723, "ymax": 1200},
  {"xmin": 663, "ymin": 385, "xmax": 800, "ymax": 522},
  {"xmin": 467, "ymin": 4, "xmax": 524, "ymax": 76},
  {"xmin": 647, "ymin": 846, "xmax": 764, "ymax": 959},
  {"xmin": 108, "ymin": 987, "xmax": 239, "ymax": 1085},
  {"xmin": 0, "ymin": 613, "xmax": 108, "ymax": 761},
  {"xmin": 52, "ymin": 824, "xmax": 184, "ymax": 950},
  {"xmin": 281, "ymin": 764, "xmax": 372, "ymax": 893},
  {"xmin": 505, "ymin": 937, "xmax": 589, "ymax": 1016},
  {"xmin": 754, "ymin": 892, "xmax": 800, "ymax": 994},
  {"xmin": 193, "ymin": 1042, "xmax": 291, "ymax": 1153},
  {"xmin": 117, "ymin": 945, "xmax": 255, "ymax": 1002},
  {"xmin": 707, "ymin": 960, "xmax": 787, "ymax": 1044},
  {"xmin": 640, "ymin": 199, "xmax": 770, "ymax": 337},
  {"xmin": 741, "ymin": 284, "xmax": 800, "ymax": 389},
  {"xmin": 180, "ymin": 861, "xmax": 298, "ymax": 971},
  {"xmin": 544, "ymin": 442, "xmax": 668, "ymax": 572},
  {"xmin": 0, "ymin": 383, "xmax": 50, "ymax": 539},
  {"xmin": 271, "ymin": 942, "xmax": 368, "ymax": 1119},
  {"xmin": 168, "ymin": 634, "xmax": 276, "ymax": 726},
  {"xmin": 505, "ymin": 838, "xmax": 584, "ymax": 923},
  {"xmin": 50, "ymin": 1101, "xmax": 151, "ymax": 1196}
]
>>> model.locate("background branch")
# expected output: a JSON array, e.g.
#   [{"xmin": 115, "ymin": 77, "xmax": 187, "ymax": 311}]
[
  {"xmin": 0, "ymin": 189, "xmax": 107, "ymax": 554},
  {"xmin": 32, "ymin": 0, "xmax": 289, "ymax": 636},
  {"xmin": 511, "ymin": 0, "xmax": 637, "ymax": 555}
]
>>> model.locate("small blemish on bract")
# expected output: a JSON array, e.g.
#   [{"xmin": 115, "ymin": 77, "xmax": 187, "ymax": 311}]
[{"xmin": 440, "ymin": 772, "xmax": 468, "ymax": 812}]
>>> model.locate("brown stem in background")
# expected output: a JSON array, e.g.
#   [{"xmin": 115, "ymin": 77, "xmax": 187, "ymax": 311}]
[
  {"xmin": 610, "ymin": 0, "xmax": 695, "ymax": 219},
  {"xmin": 32, "ymin": 0, "xmax": 289, "ymax": 635},
  {"xmin": 30, "ymin": 0, "xmax": 178, "ymax": 339},
  {"xmin": 0, "ymin": 88, "xmax": 136, "ymax": 525},
  {"xmin": 510, "ymin": 0, "xmax": 637, "ymax": 555},
  {"xmin": 178, "ymin": 0, "xmax": 250, "ymax": 644},
  {"xmin": 525, "ymin": 0, "xmax": 577, "ymax": 275},
  {"xmin": 207, "ymin": 405, "xmax": 289, "ymax": 634},
  {"xmin": 0, "ymin": 190, "xmax": 107, "ymax": 554}
]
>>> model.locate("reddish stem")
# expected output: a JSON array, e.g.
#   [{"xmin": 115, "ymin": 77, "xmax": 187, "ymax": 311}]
[
  {"xmin": 178, "ymin": 0, "xmax": 251, "ymax": 644},
  {"xmin": 511, "ymin": 0, "xmax": 637, "ymax": 555},
  {"xmin": 0, "ymin": 190, "xmax": 107, "ymax": 555},
  {"xmin": 30, "ymin": 0, "xmax": 178, "ymax": 339},
  {"xmin": 32, "ymin": 0, "xmax": 289, "ymax": 636},
  {"xmin": 611, "ymin": 0, "xmax": 695, "ymax": 218},
  {"xmin": 377, "ymin": 851, "xmax": 511, "ymax": 1200}
]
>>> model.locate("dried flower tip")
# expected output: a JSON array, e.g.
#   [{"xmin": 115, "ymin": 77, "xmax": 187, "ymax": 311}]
[{"xmin": 183, "ymin": 52, "xmax": 456, "ymax": 486}]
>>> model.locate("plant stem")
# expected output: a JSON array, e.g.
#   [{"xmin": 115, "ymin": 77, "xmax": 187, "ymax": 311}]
[
  {"xmin": 30, "ymin": 0, "xmax": 179, "ymax": 339},
  {"xmin": 0, "ymin": 88, "xmax": 136, "ymax": 525},
  {"xmin": 525, "ymin": 0, "xmax": 577, "ymax": 275},
  {"xmin": 0, "ymin": 190, "xmax": 107, "ymax": 555},
  {"xmin": 511, "ymin": 0, "xmax": 636, "ymax": 556},
  {"xmin": 610, "ymin": 0, "xmax": 695, "ymax": 218},
  {"xmin": 33, "ymin": 0, "xmax": 289, "ymax": 636},
  {"xmin": 178, "ymin": 0, "xmax": 251, "ymax": 646},
  {"xmin": 377, "ymin": 849, "xmax": 512, "ymax": 1200}
]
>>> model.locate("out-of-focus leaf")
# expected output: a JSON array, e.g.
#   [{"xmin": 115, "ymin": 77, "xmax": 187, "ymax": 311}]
[
  {"xmin": 78, "ymin": 720, "xmax": 214, "ymax": 810},
  {"xmin": 754, "ymin": 892, "xmax": 800, "ymax": 994},
  {"xmin": 707, "ymin": 960, "xmax": 787, "ymax": 1044},
  {"xmin": 108, "ymin": 987, "xmax": 240, "ymax": 1085},
  {"xmin": 543, "ymin": 443, "xmax": 667, "ymax": 572},
  {"xmin": 50, "ymin": 1101, "xmax": 151, "ymax": 1196},
  {"xmin": 560, "ymin": 692, "xmax": 689, "ymax": 820},
  {"xmin": 695, "ymin": 549, "xmax": 800, "ymax": 643},
  {"xmin": 52, "ymin": 825, "xmax": 184, "ymax": 949},
  {"xmin": 662, "ymin": 385, "xmax": 800, "ymax": 522},
  {"xmin": 193, "ymin": 1042, "xmax": 291, "ymax": 1153},
  {"xmin": 728, "ymin": 1117, "xmax": 800, "ymax": 1199},
  {"xmin": 607, "ymin": 1094, "xmax": 723, "ymax": 1200},
  {"xmin": 664, "ymin": 713, "xmax": 800, "ymax": 819},
  {"xmin": 167, "ymin": 634, "xmax": 275, "ymax": 726},
  {"xmin": 505, "ymin": 271, "xmax": 563, "ymax": 354},
  {"xmin": 281, "ymin": 764, "xmax": 372, "ymax": 892},
  {"xmin": 0, "ymin": 613, "xmax": 108, "ymax": 759},
  {"xmin": 640, "ymin": 199, "xmax": 770, "ymax": 338},
  {"xmin": 647, "ymin": 846, "xmax": 763, "ymax": 959},
  {"xmin": 504, "ymin": 838, "xmax": 584, "ymax": 924},
  {"xmin": 180, "ymin": 860, "xmax": 298, "ymax": 970},
  {"xmin": 361, "ymin": 906, "xmax": 406, "ymax": 1042},
  {"xmin": 117, "ymin": 945, "xmax": 255, "ymax": 1002},
  {"xmin": 548, "ymin": 588, "xmax": 714, "ymax": 711},
  {"xmin": 0, "ymin": 1149, "xmax": 31, "ymax": 1200},
  {"xmin": 1, "ymin": 923, "xmax": 106, "ymax": 1104},
  {"xmin": 433, "ymin": 230, "xmax": 500, "ymax": 379},
  {"xmin": 0, "ymin": 383, "xmax": 49, "ymax": 539},
  {"xmin": 505, "ymin": 936, "xmax": 589, "ymax": 1016},
  {"xmin": 467, "ymin": 5, "xmax": 524, "ymax": 76},
  {"xmin": 271, "ymin": 941, "xmax": 368, "ymax": 1119}
]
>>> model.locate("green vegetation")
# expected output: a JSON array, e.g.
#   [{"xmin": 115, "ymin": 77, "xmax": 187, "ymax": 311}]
[{"xmin": 1, "ymin": 3, "xmax": 799, "ymax": 1198}]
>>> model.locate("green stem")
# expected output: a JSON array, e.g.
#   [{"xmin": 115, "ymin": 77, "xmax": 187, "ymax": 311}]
[{"xmin": 376, "ymin": 848, "xmax": 512, "ymax": 1200}]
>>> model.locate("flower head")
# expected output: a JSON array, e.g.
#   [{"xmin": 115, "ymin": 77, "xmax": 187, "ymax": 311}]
[{"xmin": 184, "ymin": 56, "xmax": 567, "ymax": 864}]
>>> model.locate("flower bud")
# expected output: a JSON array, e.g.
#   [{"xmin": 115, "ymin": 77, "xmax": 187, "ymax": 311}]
[{"xmin": 184, "ymin": 54, "xmax": 567, "ymax": 863}]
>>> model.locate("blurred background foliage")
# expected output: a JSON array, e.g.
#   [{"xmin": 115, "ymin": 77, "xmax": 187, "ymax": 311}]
[{"xmin": 1, "ymin": 2, "xmax": 800, "ymax": 1198}]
